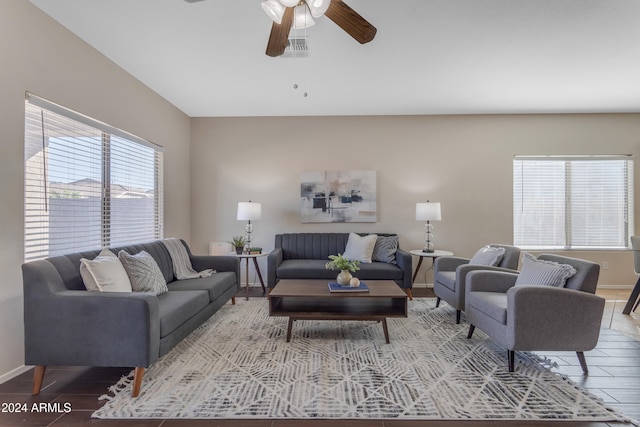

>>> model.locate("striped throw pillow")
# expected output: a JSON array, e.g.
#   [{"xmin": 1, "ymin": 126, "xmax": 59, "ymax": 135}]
[
  {"xmin": 372, "ymin": 235, "xmax": 399, "ymax": 264},
  {"xmin": 118, "ymin": 250, "xmax": 168, "ymax": 296},
  {"xmin": 515, "ymin": 252, "xmax": 577, "ymax": 287}
]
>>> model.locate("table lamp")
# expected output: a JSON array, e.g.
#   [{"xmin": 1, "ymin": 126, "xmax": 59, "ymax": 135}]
[
  {"xmin": 237, "ymin": 201, "xmax": 262, "ymax": 254},
  {"xmin": 416, "ymin": 201, "xmax": 441, "ymax": 253}
]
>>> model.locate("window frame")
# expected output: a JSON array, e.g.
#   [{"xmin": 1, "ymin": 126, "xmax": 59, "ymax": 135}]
[
  {"xmin": 513, "ymin": 155, "xmax": 634, "ymax": 251},
  {"xmin": 24, "ymin": 93, "xmax": 164, "ymax": 261}
]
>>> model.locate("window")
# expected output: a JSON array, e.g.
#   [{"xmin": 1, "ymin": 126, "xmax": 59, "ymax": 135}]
[
  {"xmin": 24, "ymin": 93, "xmax": 163, "ymax": 261},
  {"xmin": 513, "ymin": 155, "xmax": 633, "ymax": 250}
]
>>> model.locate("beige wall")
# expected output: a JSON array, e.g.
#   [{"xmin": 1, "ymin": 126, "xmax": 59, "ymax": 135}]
[
  {"xmin": 190, "ymin": 114, "xmax": 640, "ymax": 288},
  {"xmin": 1, "ymin": 0, "xmax": 639, "ymax": 386},
  {"xmin": 0, "ymin": 2, "xmax": 191, "ymax": 380}
]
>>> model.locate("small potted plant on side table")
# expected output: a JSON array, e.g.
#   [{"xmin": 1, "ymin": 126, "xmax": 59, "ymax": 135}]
[
  {"xmin": 325, "ymin": 253, "xmax": 360, "ymax": 286},
  {"xmin": 231, "ymin": 236, "xmax": 245, "ymax": 254}
]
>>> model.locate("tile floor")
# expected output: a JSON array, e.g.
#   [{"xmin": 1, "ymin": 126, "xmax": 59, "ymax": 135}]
[{"xmin": 0, "ymin": 287, "xmax": 638, "ymax": 427}]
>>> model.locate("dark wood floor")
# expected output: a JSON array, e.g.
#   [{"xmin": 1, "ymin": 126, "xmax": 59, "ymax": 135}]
[{"xmin": 1, "ymin": 287, "xmax": 638, "ymax": 427}]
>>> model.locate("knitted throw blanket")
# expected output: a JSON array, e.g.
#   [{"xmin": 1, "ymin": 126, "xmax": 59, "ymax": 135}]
[{"xmin": 162, "ymin": 238, "xmax": 214, "ymax": 280}]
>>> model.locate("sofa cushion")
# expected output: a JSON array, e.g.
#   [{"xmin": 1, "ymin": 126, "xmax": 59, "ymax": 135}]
[
  {"xmin": 469, "ymin": 246, "xmax": 505, "ymax": 266},
  {"xmin": 79, "ymin": 248, "xmax": 132, "ymax": 293},
  {"xmin": 118, "ymin": 250, "xmax": 168, "ymax": 296},
  {"xmin": 343, "ymin": 233, "xmax": 377, "ymax": 263},
  {"xmin": 278, "ymin": 260, "xmax": 337, "ymax": 280},
  {"xmin": 515, "ymin": 252, "xmax": 577, "ymax": 288},
  {"xmin": 277, "ymin": 259, "xmax": 403, "ymax": 281},
  {"xmin": 435, "ymin": 271, "xmax": 457, "ymax": 292},
  {"xmin": 167, "ymin": 271, "xmax": 237, "ymax": 302},
  {"xmin": 157, "ymin": 290, "xmax": 209, "ymax": 338},
  {"xmin": 355, "ymin": 262, "xmax": 403, "ymax": 280},
  {"xmin": 467, "ymin": 291, "xmax": 508, "ymax": 325},
  {"xmin": 372, "ymin": 235, "xmax": 398, "ymax": 264}
]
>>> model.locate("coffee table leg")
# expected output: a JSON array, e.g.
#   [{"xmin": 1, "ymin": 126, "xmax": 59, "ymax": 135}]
[
  {"xmin": 381, "ymin": 318, "xmax": 390, "ymax": 344},
  {"xmin": 286, "ymin": 317, "xmax": 294, "ymax": 342}
]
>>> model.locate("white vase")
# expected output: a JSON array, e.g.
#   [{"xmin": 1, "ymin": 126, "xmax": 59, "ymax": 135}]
[{"xmin": 336, "ymin": 270, "xmax": 352, "ymax": 286}]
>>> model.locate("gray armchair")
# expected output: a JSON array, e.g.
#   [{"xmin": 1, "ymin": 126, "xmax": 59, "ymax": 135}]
[
  {"xmin": 433, "ymin": 244, "xmax": 520, "ymax": 323},
  {"xmin": 465, "ymin": 254, "xmax": 604, "ymax": 373}
]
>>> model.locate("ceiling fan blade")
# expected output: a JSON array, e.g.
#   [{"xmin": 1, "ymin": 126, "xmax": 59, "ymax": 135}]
[
  {"xmin": 265, "ymin": 7, "xmax": 294, "ymax": 57},
  {"xmin": 325, "ymin": 0, "xmax": 377, "ymax": 44}
]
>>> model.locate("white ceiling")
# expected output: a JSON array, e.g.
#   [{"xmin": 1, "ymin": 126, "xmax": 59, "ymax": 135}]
[{"xmin": 29, "ymin": 0, "xmax": 640, "ymax": 118}]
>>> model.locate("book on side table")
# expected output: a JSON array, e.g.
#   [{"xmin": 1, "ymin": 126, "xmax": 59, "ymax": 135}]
[{"xmin": 328, "ymin": 282, "xmax": 370, "ymax": 292}]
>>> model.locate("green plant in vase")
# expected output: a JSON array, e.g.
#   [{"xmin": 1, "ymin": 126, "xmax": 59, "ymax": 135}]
[
  {"xmin": 230, "ymin": 236, "xmax": 245, "ymax": 254},
  {"xmin": 325, "ymin": 253, "xmax": 360, "ymax": 286}
]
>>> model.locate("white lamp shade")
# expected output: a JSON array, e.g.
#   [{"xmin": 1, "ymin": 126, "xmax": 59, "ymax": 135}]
[
  {"xmin": 305, "ymin": 0, "xmax": 331, "ymax": 18},
  {"xmin": 279, "ymin": 0, "xmax": 300, "ymax": 6},
  {"xmin": 261, "ymin": 0, "xmax": 286, "ymax": 24},
  {"xmin": 416, "ymin": 202, "xmax": 442, "ymax": 221},
  {"xmin": 292, "ymin": 4, "xmax": 315, "ymax": 29},
  {"xmin": 237, "ymin": 202, "xmax": 262, "ymax": 221}
]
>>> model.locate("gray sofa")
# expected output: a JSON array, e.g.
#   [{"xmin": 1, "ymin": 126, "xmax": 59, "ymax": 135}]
[
  {"xmin": 267, "ymin": 233, "xmax": 413, "ymax": 297},
  {"xmin": 22, "ymin": 239, "xmax": 240, "ymax": 397}
]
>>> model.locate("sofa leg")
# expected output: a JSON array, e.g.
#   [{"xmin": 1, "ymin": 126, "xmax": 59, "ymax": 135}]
[
  {"xmin": 32, "ymin": 365, "xmax": 46, "ymax": 395},
  {"xmin": 455, "ymin": 310, "xmax": 461, "ymax": 324},
  {"xmin": 467, "ymin": 325, "xmax": 475, "ymax": 339},
  {"xmin": 231, "ymin": 296, "xmax": 236, "ymax": 305},
  {"xmin": 406, "ymin": 288, "xmax": 413, "ymax": 300},
  {"xmin": 576, "ymin": 351, "xmax": 589, "ymax": 374},
  {"xmin": 132, "ymin": 367, "xmax": 145, "ymax": 397},
  {"xmin": 508, "ymin": 350, "xmax": 515, "ymax": 372},
  {"xmin": 435, "ymin": 297, "xmax": 441, "ymax": 307}
]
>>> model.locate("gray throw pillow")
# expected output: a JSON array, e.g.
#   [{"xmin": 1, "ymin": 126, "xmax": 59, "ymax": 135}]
[
  {"xmin": 372, "ymin": 235, "xmax": 398, "ymax": 264},
  {"xmin": 469, "ymin": 245, "xmax": 505, "ymax": 266},
  {"xmin": 118, "ymin": 250, "xmax": 168, "ymax": 296},
  {"xmin": 515, "ymin": 252, "xmax": 577, "ymax": 287}
]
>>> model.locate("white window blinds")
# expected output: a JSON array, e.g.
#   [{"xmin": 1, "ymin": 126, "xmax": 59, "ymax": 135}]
[
  {"xmin": 513, "ymin": 155, "xmax": 633, "ymax": 250},
  {"xmin": 24, "ymin": 93, "xmax": 164, "ymax": 261}
]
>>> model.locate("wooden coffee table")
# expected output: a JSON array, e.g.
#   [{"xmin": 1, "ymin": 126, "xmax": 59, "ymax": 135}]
[{"xmin": 269, "ymin": 279, "xmax": 408, "ymax": 343}]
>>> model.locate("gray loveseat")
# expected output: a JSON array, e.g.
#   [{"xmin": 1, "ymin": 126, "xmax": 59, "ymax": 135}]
[
  {"xmin": 267, "ymin": 233, "xmax": 413, "ymax": 297},
  {"xmin": 22, "ymin": 239, "xmax": 240, "ymax": 397}
]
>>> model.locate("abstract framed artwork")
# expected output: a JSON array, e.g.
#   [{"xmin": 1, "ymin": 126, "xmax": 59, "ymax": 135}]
[{"xmin": 300, "ymin": 170, "xmax": 377, "ymax": 223}]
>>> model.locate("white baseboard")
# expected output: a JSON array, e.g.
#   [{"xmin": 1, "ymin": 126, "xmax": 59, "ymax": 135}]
[
  {"xmin": 412, "ymin": 283, "xmax": 433, "ymax": 289},
  {"xmin": 413, "ymin": 283, "xmax": 631, "ymax": 290},
  {"xmin": 598, "ymin": 284, "xmax": 633, "ymax": 290},
  {"xmin": 0, "ymin": 364, "xmax": 31, "ymax": 385}
]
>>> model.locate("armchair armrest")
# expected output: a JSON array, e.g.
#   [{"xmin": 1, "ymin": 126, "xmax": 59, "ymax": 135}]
[
  {"xmin": 434, "ymin": 256, "xmax": 470, "ymax": 275},
  {"xmin": 507, "ymin": 286, "xmax": 605, "ymax": 351},
  {"xmin": 457, "ymin": 264, "xmax": 518, "ymax": 294},
  {"xmin": 395, "ymin": 248, "xmax": 413, "ymax": 289},
  {"xmin": 24, "ymin": 290, "xmax": 160, "ymax": 368},
  {"xmin": 267, "ymin": 247, "xmax": 283, "ymax": 288},
  {"xmin": 466, "ymin": 270, "xmax": 519, "ymax": 294}
]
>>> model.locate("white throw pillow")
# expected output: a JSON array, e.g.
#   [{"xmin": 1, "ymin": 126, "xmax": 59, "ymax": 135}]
[
  {"xmin": 80, "ymin": 248, "xmax": 132, "ymax": 292},
  {"xmin": 515, "ymin": 252, "xmax": 577, "ymax": 288},
  {"xmin": 343, "ymin": 233, "xmax": 378, "ymax": 263},
  {"xmin": 469, "ymin": 245, "xmax": 506, "ymax": 266}
]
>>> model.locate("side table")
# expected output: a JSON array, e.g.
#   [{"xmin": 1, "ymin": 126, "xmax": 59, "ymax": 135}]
[
  {"xmin": 233, "ymin": 253, "xmax": 267, "ymax": 300},
  {"xmin": 410, "ymin": 249, "xmax": 454, "ymax": 285}
]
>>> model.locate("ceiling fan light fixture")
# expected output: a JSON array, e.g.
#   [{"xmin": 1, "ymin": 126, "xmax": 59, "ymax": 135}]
[
  {"xmin": 292, "ymin": 3, "xmax": 315, "ymax": 29},
  {"xmin": 279, "ymin": 0, "xmax": 300, "ymax": 7},
  {"xmin": 261, "ymin": 0, "xmax": 286, "ymax": 24},
  {"xmin": 305, "ymin": 0, "xmax": 331, "ymax": 18}
]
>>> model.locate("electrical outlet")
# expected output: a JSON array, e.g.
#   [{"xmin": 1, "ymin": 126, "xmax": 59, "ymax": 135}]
[{"xmin": 603, "ymin": 261, "xmax": 609, "ymax": 270}]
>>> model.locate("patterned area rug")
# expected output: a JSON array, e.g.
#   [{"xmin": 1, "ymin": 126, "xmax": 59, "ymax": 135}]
[{"xmin": 93, "ymin": 298, "xmax": 627, "ymax": 420}]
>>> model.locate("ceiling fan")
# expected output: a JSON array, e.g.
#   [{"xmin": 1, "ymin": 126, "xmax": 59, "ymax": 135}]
[
  {"xmin": 183, "ymin": 0, "xmax": 376, "ymax": 57},
  {"xmin": 262, "ymin": 0, "xmax": 377, "ymax": 57}
]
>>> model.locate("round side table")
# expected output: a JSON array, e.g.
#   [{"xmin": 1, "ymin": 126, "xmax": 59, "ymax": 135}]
[
  {"xmin": 233, "ymin": 252, "xmax": 267, "ymax": 300},
  {"xmin": 410, "ymin": 249, "xmax": 454, "ymax": 285}
]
